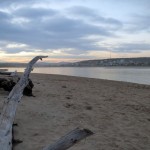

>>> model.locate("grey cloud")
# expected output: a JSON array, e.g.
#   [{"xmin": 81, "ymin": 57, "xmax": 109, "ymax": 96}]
[
  {"xmin": 0, "ymin": 0, "xmax": 37, "ymax": 7},
  {"xmin": 13, "ymin": 7, "xmax": 57, "ymax": 19},
  {"xmin": 125, "ymin": 14, "xmax": 150, "ymax": 33},
  {"xmin": 68, "ymin": 6, "xmax": 96, "ymax": 17},
  {"xmin": 0, "ymin": 11, "xmax": 10, "ymax": 20},
  {"xmin": 0, "ymin": 1, "xmax": 138, "ymax": 55},
  {"xmin": 0, "ymin": 11, "xmax": 12, "ymax": 28},
  {"xmin": 49, "ymin": 55, "xmax": 94, "ymax": 60},
  {"xmin": 44, "ymin": 16, "xmax": 111, "ymax": 36},
  {"xmin": 0, "ymin": 42, "xmax": 29, "ymax": 54},
  {"xmin": 114, "ymin": 43, "xmax": 150, "ymax": 53},
  {"xmin": 0, "ymin": 41, "xmax": 9, "ymax": 47},
  {"xmin": 132, "ymin": 15, "xmax": 150, "ymax": 32},
  {"xmin": 3, "ymin": 49, "xmax": 27, "ymax": 54},
  {"xmin": 0, "ymin": 7, "xmax": 113, "ymax": 52},
  {"xmin": 67, "ymin": 6, "xmax": 123, "ymax": 28}
]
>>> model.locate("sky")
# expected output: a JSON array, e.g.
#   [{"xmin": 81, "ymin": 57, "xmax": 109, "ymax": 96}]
[{"xmin": 0, "ymin": 0, "xmax": 150, "ymax": 63}]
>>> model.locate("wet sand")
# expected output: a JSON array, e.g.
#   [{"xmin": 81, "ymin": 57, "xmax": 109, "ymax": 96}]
[{"xmin": 0, "ymin": 73, "xmax": 150, "ymax": 150}]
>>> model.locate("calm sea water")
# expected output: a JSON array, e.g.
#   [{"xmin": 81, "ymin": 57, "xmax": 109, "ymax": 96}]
[{"xmin": 2, "ymin": 67, "xmax": 150, "ymax": 85}]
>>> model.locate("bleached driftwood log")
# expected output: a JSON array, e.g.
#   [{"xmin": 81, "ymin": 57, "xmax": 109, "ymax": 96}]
[
  {"xmin": 0, "ymin": 71, "xmax": 19, "ymax": 87},
  {"xmin": 43, "ymin": 128, "xmax": 93, "ymax": 150},
  {"xmin": 0, "ymin": 56, "xmax": 48, "ymax": 150}
]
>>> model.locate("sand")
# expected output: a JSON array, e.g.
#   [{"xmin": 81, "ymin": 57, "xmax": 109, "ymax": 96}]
[{"xmin": 0, "ymin": 73, "xmax": 150, "ymax": 150}]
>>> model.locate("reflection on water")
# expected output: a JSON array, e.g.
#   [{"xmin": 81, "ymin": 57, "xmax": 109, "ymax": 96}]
[{"xmin": 3, "ymin": 67, "xmax": 150, "ymax": 85}]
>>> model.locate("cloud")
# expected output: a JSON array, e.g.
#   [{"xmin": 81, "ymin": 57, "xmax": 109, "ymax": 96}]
[
  {"xmin": 0, "ymin": 1, "xmax": 121, "ymax": 56},
  {"xmin": 67, "ymin": 6, "xmax": 123, "ymax": 28},
  {"xmin": 114, "ymin": 43, "xmax": 150, "ymax": 53},
  {"xmin": 0, "ymin": 5, "xmax": 115, "ymax": 53},
  {"xmin": 13, "ymin": 7, "xmax": 57, "ymax": 19},
  {"xmin": 0, "ymin": 11, "xmax": 11, "ymax": 20},
  {"xmin": 127, "ymin": 15, "xmax": 150, "ymax": 33}
]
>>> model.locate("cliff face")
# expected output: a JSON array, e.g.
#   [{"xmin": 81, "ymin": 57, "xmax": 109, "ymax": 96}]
[{"xmin": 66, "ymin": 58, "xmax": 150, "ymax": 67}]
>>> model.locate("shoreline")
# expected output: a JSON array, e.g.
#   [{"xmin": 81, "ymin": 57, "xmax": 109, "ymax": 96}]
[
  {"xmin": 15, "ymin": 72, "xmax": 150, "ymax": 87},
  {"xmin": 32, "ymin": 72, "xmax": 150, "ymax": 86},
  {"xmin": 1, "ymin": 66, "xmax": 150, "ymax": 85},
  {"xmin": 0, "ymin": 73, "xmax": 150, "ymax": 149}
]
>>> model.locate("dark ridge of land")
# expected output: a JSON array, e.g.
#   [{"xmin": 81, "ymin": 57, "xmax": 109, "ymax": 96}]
[{"xmin": 67, "ymin": 57, "xmax": 150, "ymax": 67}]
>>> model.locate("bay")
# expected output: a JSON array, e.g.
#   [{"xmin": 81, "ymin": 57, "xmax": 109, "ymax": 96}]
[{"xmin": 3, "ymin": 67, "xmax": 150, "ymax": 85}]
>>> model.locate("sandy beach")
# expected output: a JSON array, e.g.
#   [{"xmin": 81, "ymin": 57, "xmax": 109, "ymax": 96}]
[{"xmin": 0, "ymin": 73, "xmax": 150, "ymax": 150}]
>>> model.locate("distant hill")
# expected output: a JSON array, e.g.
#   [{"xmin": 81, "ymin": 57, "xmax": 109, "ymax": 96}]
[
  {"xmin": 1, "ymin": 57, "xmax": 150, "ymax": 67},
  {"xmin": 63, "ymin": 57, "xmax": 150, "ymax": 67},
  {"xmin": 0, "ymin": 62, "xmax": 27, "ymax": 67}
]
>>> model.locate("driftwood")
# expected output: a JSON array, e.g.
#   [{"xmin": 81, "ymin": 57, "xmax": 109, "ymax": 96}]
[
  {"xmin": 0, "ymin": 56, "xmax": 93, "ymax": 150},
  {"xmin": 0, "ymin": 56, "xmax": 48, "ymax": 150},
  {"xmin": 0, "ymin": 70, "xmax": 34, "ymax": 96},
  {"xmin": 43, "ymin": 128, "xmax": 93, "ymax": 150},
  {"xmin": 0, "ymin": 77, "xmax": 34, "ymax": 96}
]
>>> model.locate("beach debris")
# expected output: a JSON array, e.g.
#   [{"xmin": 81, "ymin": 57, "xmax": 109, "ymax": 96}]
[
  {"xmin": 42, "ymin": 128, "xmax": 93, "ymax": 150},
  {"xmin": 65, "ymin": 94, "xmax": 73, "ymax": 100},
  {"xmin": 62, "ymin": 85, "xmax": 67, "ymax": 88},
  {"xmin": 66, "ymin": 96, "xmax": 71, "ymax": 99},
  {"xmin": 0, "ymin": 70, "xmax": 34, "ymax": 96},
  {"xmin": 85, "ymin": 105, "xmax": 92, "ymax": 110},
  {"xmin": 13, "ymin": 123, "xmax": 18, "ymax": 126},
  {"xmin": 23, "ymin": 79, "xmax": 34, "ymax": 96},
  {"xmin": 0, "ymin": 77, "xmax": 34, "ymax": 96},
  {"xmin": 64, "ymin": 103, "xmax": 74, "ymax": 108}
]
